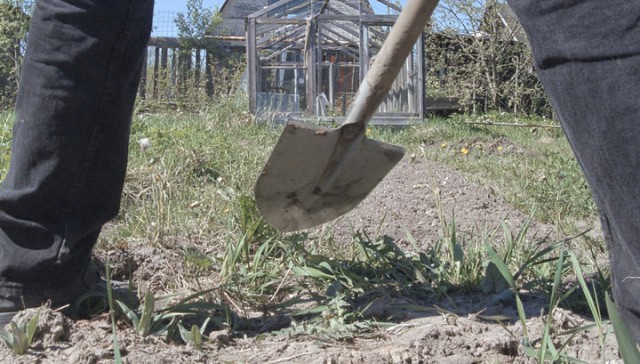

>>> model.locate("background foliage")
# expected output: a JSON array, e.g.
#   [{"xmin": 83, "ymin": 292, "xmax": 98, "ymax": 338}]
[
  {"xmin": 427, "ymin": 0, "xmax": 551, "ymax": 116},
  {"xmin": 0, "ymin": 0, "xmax": 31, "ymax": 108},
  {"xmin": 138, "ymin": 0, "xmax": 245, "ymax": 110},
  {"xmin": 0, "ymin": 0, "xmax": 550, "ymax": 116}
]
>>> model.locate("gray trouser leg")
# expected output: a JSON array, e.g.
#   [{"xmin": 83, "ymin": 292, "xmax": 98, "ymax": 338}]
[{"xmin": 508, "ymin": 0, "xmax": 640, "ymax": 342}]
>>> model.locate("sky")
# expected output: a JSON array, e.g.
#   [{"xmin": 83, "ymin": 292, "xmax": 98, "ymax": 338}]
[
  {"xmin": 152, "ymin": 0, "xmax": 408, "ymax": 13},
  {"xmin": 152, "ymin": 0, "xmax": 226, "ymax": 36},
  {"xmin": 154, "ymin": 0, "xmax": 225, "ymax": 13},
  {"xmin": 150, "ymin": 0, "xmax": 412, "ymax": 37}
]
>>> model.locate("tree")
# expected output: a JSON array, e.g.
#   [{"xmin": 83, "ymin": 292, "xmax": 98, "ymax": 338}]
[
  {"xmin": 426, "ymin": 0, "xmax": 551, "ymax": 116},
  {"xmin": 174, "ymin": 0, "xmax": 221, "ymax": 49},
  {"xmin": 173, "ymin": 0, "xmax": 244, "ymax": 100}
]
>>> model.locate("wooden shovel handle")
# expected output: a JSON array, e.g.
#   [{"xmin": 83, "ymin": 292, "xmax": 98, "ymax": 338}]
[{"xmin": 344, "ymin": 0, "xmax": 439, "ymax": 127}]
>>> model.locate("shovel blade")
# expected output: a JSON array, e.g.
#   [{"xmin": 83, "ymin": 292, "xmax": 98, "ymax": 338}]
[{"xmin": 255, "ymin": 121, "xmax": 404, "ymax": 232}]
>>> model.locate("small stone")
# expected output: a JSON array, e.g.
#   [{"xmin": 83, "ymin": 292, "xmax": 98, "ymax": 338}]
[{"xmin": 209, "ymin": 330, "xmax": 230, "ymax": 346}]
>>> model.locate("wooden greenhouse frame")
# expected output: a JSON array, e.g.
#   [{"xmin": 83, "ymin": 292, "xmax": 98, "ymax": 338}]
[{"xmin": 246, "ymin": 0, "xmax": 425, "ymax": 125}]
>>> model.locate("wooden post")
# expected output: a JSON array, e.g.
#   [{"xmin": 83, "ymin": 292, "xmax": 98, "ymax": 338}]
[
  {"xmin": 195, "ymin": 49, "xmax": 201, "ymax": 88},
  {"xmin": 205, "ymin": 49, "xmax": 214, "ymax": 98},
  {"xmin": 342, "ymin": 94, "xmax": 347, "ymax": 116},
  {"xmin": 406, "ymin": 48, "xmax": 414, "ymax": 113},
  {"xmin": 161, "ymin": 47, "xmax": 168, "ymax": 69},
  {"xmin": 161, "ymin": 47, "xmax": 168, "ymax": 100},
  {"xmin": 177, "ymin": 50, "xmax": 185, "ymax": 99},
  {"xmin": 170, "ymin": 50, "xmax": 177, "ymax": 101},
  {"xmin": 294, "ymin": 68, "xmax": 299, "ymax": 112},
  {"xmin": 304, "ymin": 18, "xmax": 317, "ymax": 114},
  {"xmin": 359, "ymin": 24, "xmax": 369, "ymax": 88},
  {"xmin": 329, "ymin": 62, "xmax": 335, "ymax": 109},
  {"xmin": 182, "ymin": 49, "xmax": 191, "ymax": 98},
  {"xmin": 247, "ymin": 18, "xmax": 258, "ymax": 112},
  {"xmin": 153, "ymin": 47, "xmax": 160, "ymax": 98},
  {"xmin": 183, "ymin": 50, "xmax": 190, "ymax": 81},
  {"xmin": 139, "ymin": 48, "xmax": 147, "ymax": 99},
  {"xmin": 417, "ymin": 31, "xmax": 425, "ymax": 119}
]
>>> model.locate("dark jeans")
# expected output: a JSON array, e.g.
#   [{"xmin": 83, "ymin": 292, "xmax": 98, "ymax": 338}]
[
  {"xmin": 508, "ymin": 0, "xmax": 640, "ymax": 341},
  {"xmin": 0, "ymin": 0, "xmax": 152, "ymax": 297}
]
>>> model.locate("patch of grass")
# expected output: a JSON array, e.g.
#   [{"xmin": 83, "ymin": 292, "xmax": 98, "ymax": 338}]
[
  {"xmin": 178, "ymin": 317, "xmax": 211, "ymax": 348},
  {"xmin": 372, "ymin": 113, "xmax": 597, "ymax": 226},
  {"xmin": 115, "ymin": 107, "xmax": 613, "ymax": 359},
  {"xmin": 109, "ymin": 95, "xmax": 278, "ymax": 245},
  {"xmin": 0, "ymin": 310, "xmax": 39, "ymax": 355},
  {"xmin": 117, "ymin": 291, "xmax": 175, "ymax": 337},
  {"xmin": 0, "ymin": 103, "xmax": 620, "ymax": 361}
]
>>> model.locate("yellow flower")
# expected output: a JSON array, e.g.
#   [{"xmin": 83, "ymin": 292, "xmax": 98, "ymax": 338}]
[
  {"xmin": 461, "ymin": 147, "xmax": 469, "ymax": 155},
  {"xmin": 441, "ymin": 143, "xmax": 447, "ymax": 148},
  {"xmin": 497, "ymin": 146, "xmax": 503, "ymax": 151}
]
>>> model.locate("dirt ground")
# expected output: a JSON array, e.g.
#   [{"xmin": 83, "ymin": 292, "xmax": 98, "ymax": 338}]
[{"xmin": 0, "ymin": 157, "xmax": 621, "ymax": 363}]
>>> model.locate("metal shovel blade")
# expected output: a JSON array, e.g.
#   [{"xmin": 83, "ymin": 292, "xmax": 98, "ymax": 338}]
[
  {"xmin": 254, "ymin": 0, "xmax": 438, "ymax": 232},
  {"xmin": 255, "ymin": 121, "xmax": 404, "ymax": 232}
]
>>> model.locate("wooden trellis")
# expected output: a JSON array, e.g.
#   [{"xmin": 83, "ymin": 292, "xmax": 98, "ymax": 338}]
[{"xmin": 246, "ymin": 0, "xmax": 425, "ymax": 125}]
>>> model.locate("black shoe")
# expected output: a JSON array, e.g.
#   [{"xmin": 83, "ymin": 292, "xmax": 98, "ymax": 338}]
[{"xmin": 0, "ymin": 262, "xmax": 139, "ymax": 327}]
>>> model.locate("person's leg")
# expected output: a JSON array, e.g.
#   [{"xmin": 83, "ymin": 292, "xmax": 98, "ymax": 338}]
[
  {"xmin": 0, "ymin": 0, "xmax": 153, "ymax": 312},
  {"xmin": 507, "ymin": 0, "xmax": 640, "ymax": 341}
]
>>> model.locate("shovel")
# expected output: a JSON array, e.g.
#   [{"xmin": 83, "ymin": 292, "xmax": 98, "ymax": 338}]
[{"xmin": 255, "ymin": 0, "xmax": 439, "ymax": 232}]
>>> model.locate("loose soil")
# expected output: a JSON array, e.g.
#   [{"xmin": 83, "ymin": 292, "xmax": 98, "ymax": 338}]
[{"xmin": 0, "ymin": 157, "xmax": 620, "ymax": 363}]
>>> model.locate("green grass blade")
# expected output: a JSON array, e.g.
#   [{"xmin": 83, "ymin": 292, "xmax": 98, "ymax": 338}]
[
  {"xmin": 513, "ymin": 245, "xmax": 557, "ymax": 281},
  {"xmin": 540, "ymin": 316, "xmax": 556, "ymax": 362},
  {"xmin": 538, "ymin": 250, "xmax": 565, "ymax": 362},
  {"xmin": 515, "ymin": 293, "xmax": 528, "ymax": 339},
  {"xmin": 105, "ymin": 263, "xmax": 123, "ymax": 364},
  {"xmin": 25, "ymin": 311, "xmax": 39, "ymax": 346},
  {"xmin": 550, "ymin": 250, "xmax": 565, "ymax": 308},
  {"xmin": 191, "ymin": 324, "xmax": 202, "ymax": 347},
  {"xmin": 115, "ymin": 300, "xmax": 140, "ymax": 328},
  {"xmin": 292, "ymin": 266, "xmax": 334, "ymax": 280},
  {"xmin": 606, "ymin": 294, "xmax": 640, "ymax": 363},
  {"xmin": 486, "ymin": 245, "xmax": 516, "ymax": 289},
  {"xmin": 501, "ymin": 223, "xmax": 514, "ymax": 261},
  {"xmin": 0, "ymin": 329, "xmax": 11, "ymax": 348},
  {"xmin": 178, "ymin": 323, "xmax": 192, "ymax": 345},
  {"xmin": 12, "ymin": 323, "xmax": 27, "ymax": 355},
  {"xmin": 569, "ymin": 252, "xmax": 601, "ymax": 325},
  {"xmin": 138, "ymin": 291, "xmax": 156, "ymax": 337}
]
